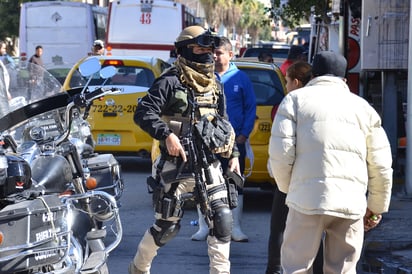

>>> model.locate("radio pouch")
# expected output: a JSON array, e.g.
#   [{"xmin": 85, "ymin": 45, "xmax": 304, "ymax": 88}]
[{"xmin": 224, "ymin": 170, "xmax": 244, "ymax": 209}]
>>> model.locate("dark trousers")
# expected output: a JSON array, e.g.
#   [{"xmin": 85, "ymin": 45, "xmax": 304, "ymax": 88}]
[{"xmin": 265, "ymin": 184, "xmax": 324, "ymax": 274}]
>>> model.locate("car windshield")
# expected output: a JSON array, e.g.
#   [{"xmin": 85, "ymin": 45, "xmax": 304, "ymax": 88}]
[
  {"xmin": 69, "ymin": 66, "xmax": 155, "ymax": 88},
  {"xmin": 239, "ymin": 68, "xmax": 284, "ymax": 106}
]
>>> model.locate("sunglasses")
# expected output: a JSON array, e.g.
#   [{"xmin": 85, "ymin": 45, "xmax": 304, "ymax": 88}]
[{"xmin": 176, "ymin": 31, "xmax": 221, "ymax": 48}]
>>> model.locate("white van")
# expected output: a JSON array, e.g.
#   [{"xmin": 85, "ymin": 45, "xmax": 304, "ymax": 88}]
[
  {"xmin": 106, "ymin": 0, "xmax": 199, "ymax": 62},
  {"xmin": 19, "ymin": 1, "xmax": 108, "ymax": 69}
]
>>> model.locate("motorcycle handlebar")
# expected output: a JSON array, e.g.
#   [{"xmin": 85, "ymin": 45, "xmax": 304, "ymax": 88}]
[
  {"xmin": 54, "ymin": 87, "xmax": 120, "ymax": 146},
  {"xmin": 85, "ymin": 87, "xmax": 120, "ymax": 102},
  {"xmin": 74, "ymin": 87, "xmax": 121, "ymax": 108}
]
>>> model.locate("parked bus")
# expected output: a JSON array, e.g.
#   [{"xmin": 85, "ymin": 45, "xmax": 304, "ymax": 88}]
[
  {"xmin": 19, "ymin": 1, "xmax": 108, "ymax": 68},
  {"xmin": 106, "ymin": 0, "xmax": 199, "ymax": 62}
]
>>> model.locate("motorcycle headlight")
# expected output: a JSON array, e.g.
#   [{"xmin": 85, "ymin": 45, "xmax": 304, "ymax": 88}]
[{"xmin": 90, "ymin": 196, "xmax": 114, "ymax": 222}]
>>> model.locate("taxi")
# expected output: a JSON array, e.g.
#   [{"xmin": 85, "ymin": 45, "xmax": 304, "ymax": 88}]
[
  {"xmin": 233, "ymin": 60, "xmax": 286, "ymax": 185},
  {"xmin": 63, "ymin": 56, "xmax": 171, "ymax": 157}
]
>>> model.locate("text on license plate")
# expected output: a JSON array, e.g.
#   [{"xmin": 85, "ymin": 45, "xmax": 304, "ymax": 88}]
[
  {"xmin": 92, "ymin": 105, "xmax": 137, "ymax": 113},
  {"xmin": 97, "ymin": 134, "xmax": 121, "ymax": 145}
]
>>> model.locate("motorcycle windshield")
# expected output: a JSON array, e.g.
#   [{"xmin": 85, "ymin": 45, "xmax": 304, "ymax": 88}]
[{"xmin": 0, "ymin": 62, "xmax": 72, "ymax": 145}]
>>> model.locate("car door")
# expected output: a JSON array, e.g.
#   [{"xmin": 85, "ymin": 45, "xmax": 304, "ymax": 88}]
[{"xmin": 236, "ymin": 62, "xmax": 286, "ymax": 184}]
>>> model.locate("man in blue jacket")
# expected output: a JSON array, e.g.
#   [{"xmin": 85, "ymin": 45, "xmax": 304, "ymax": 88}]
[{"xmin": 191, "ymin": 36, "xmax": 256, "ymax": 242}]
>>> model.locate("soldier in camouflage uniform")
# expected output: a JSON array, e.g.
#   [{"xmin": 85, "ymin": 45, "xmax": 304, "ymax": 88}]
[{"xmin": 129, "ymin": 26, "xmax": 241, "ymax": 274}]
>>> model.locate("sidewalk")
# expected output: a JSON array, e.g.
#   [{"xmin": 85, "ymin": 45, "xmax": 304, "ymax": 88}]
[{"xmin": 359, "ymin": 182, "xmax": 412, "ymax": 273}]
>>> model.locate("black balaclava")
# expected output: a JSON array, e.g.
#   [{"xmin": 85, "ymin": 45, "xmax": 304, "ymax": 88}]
[{"xmin": 179, "ymin": 46, "xmax": 214, "ymax": 64}]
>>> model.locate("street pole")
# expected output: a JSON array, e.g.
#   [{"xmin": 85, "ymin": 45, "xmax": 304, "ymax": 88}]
[{"xmin": 405, "ymin": 1, "xmax": 412, "ymax": 196}]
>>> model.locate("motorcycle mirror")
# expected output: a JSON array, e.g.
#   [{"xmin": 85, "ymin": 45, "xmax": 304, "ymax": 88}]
[
  {"xmin": 79, "ymin": 57, "xmax": 102, "ymax": 96},
  {"xmin": 100, "ymin": 66, "xmax": 116, "ymax": 79},
  {"xmin": 79, "ymin": 57, "xmax": 101, "ymax": 77}
]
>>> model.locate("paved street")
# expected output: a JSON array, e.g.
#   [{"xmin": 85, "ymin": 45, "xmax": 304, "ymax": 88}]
[
  {"xmin": 359, "ymin": 183, "xmax": 412, "ymax": 273},
  {"xmin": 105, "ymin": 156, "xmax": 412, "ymax": 274},
  {"xmin": 107, "ymin": 156, "xmax": 274, "ymax": 274}
]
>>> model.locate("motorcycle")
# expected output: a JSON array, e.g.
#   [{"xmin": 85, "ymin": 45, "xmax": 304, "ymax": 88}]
[{"xmin": 0, "ymin": 58, "xmax": 123, "ymax": 273}]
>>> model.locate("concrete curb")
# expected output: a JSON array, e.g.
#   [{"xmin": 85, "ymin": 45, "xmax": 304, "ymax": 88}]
[{"xmin": 360, "ymin": 186, "xmax": 412, "ymax": 273}]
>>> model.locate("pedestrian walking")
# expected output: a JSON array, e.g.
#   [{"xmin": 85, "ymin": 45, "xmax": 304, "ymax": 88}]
[
  {"xmin": 28, "ymin": 45, "xmax": 45, "ymax": 100},
  {"xmin": 28, "ymin": 45, "xmax": 44, "ymax": 67},
  {"xmin": 0, "ymin": 40, "xmax": 17, "ymax": 97},
  {"xmin": 0, "ymin": 41, "xmax": 14, "ymax": 67},
  {"xmin": 268, "ymin": 51, "xmax": 393, "ymax": 273},
  {"xmin": 266, "ymin": 60, "xmax": 324, "ymax": 274},
  {"xmin": 0, "ymin": 59, "xmax": 11, "ymax": 117},
  {"xmin": 191, "ymin": 36, "xmax": 256, "ymax": 242},
  {"xmin": 130, "ymin": 25, "xmax": 240, "ymax": 274}
]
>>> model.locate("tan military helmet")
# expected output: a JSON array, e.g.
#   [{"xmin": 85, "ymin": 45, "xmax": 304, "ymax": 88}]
[{"xmin": 175, "ymin": 25, "xmax": 206, "ymax": 44}]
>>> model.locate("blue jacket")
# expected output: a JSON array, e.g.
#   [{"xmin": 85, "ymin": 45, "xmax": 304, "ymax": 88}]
[{"xmin": 217, "ymin": 63, "xmax": 256, "ymax": 138}]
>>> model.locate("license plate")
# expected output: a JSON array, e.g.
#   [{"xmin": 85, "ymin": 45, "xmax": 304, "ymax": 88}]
[
  {"xmin": 92, "ymin": 105, "xmax": 137, "ymax": 113},
  {"xmin": 97, "ymin": 133, "xmax": 121, "ymax": 145}
]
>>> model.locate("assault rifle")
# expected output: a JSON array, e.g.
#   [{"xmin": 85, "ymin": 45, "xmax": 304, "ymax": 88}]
[
  {"xmin": 177, "ymin": 90, "xmax": 217, "ymax": 229},
  {"xmin": 180, "ymin": 132, "xmax": 214, "ymax": 228}
]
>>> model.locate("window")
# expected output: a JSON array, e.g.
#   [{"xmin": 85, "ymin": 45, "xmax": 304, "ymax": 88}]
[{"xmin": 240, "ymin": 68, "xmax": 284, "ymax": 106}]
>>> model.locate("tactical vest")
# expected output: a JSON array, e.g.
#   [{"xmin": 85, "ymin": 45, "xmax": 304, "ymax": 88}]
[{"xmin": 162, "ymin": 79, "xmax": 235, "ymax": 158}]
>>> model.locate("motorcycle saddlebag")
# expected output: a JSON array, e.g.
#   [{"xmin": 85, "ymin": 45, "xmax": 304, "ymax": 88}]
[
  {"xmin": 0, "ymin": 195, "xmax": 70, "ymax": 273},
  {"xmin": 86, "ymin": 153, "xmax": 123, "ymax": 200}
]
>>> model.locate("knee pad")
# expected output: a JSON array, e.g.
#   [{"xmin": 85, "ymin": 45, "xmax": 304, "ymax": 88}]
[
  {"xmin": 150, "ymin": 219, "xmax": 180, "ymax": 247},
  {"xmin": 212, "ymin": 206, "xmax": 232, "ymax": 243}
]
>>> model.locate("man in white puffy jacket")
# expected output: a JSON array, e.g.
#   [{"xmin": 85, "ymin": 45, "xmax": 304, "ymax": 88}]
[{"xmin": 268, "ymin": 51, "xmax": 393, "ymax": 273}]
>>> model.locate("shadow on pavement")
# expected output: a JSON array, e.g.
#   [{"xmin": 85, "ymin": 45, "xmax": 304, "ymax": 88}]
[{"xmin": 116, "ymin": 156, "xmax": 152, "ymax": 172}]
